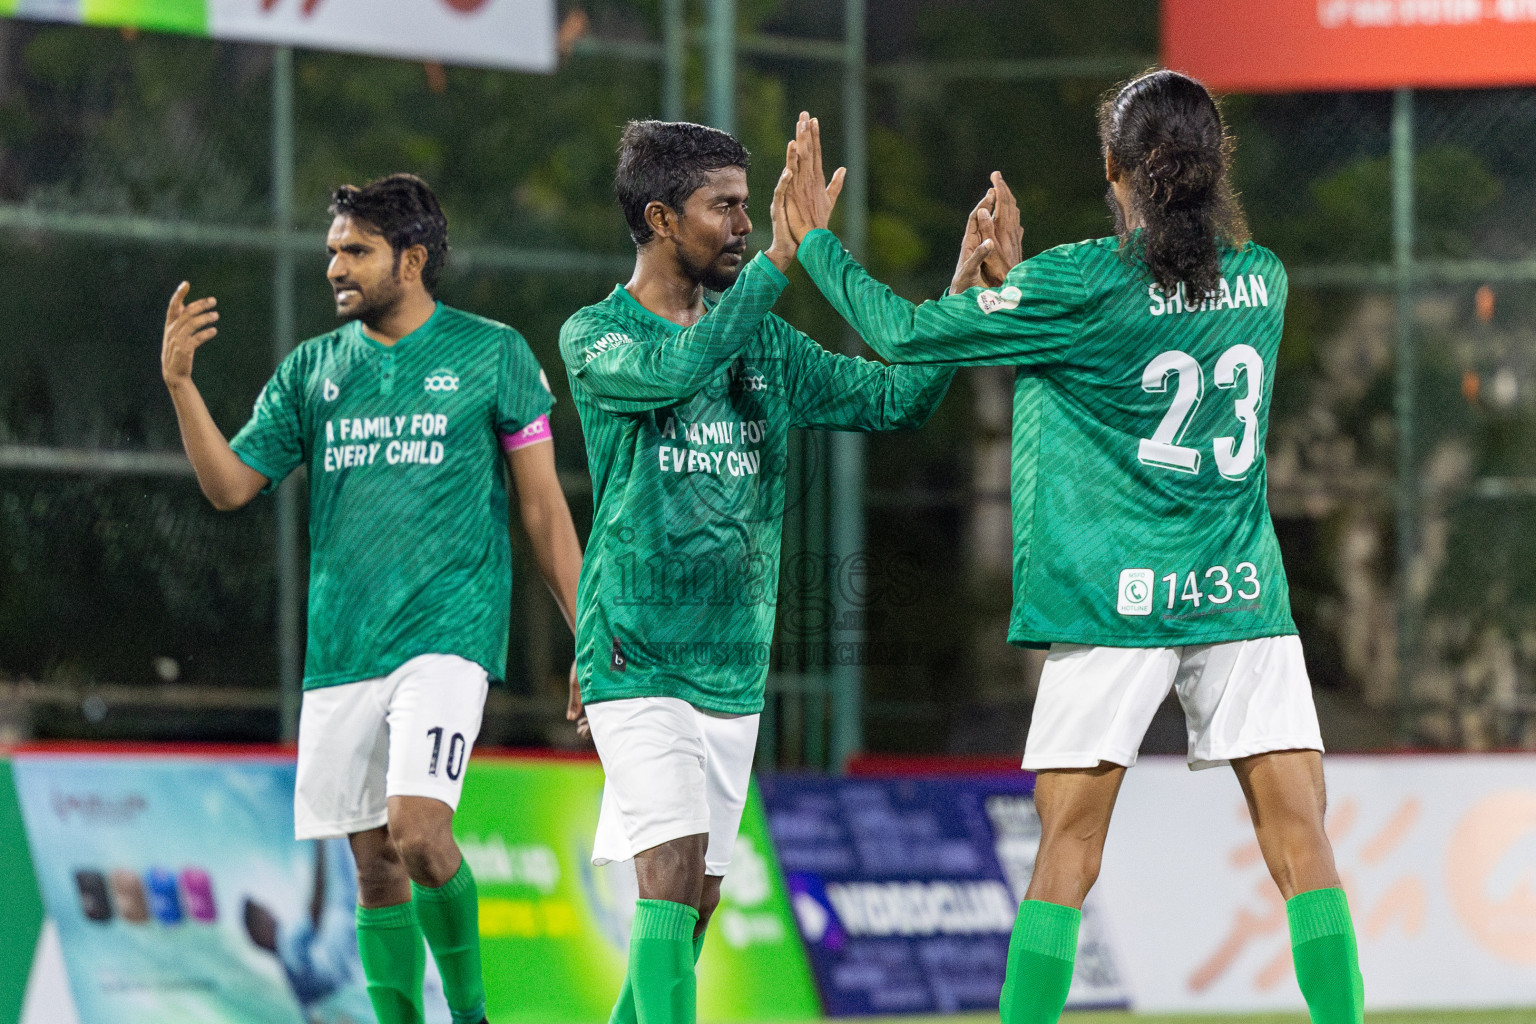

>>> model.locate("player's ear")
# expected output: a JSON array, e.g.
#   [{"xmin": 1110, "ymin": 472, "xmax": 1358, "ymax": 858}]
[
  {"xmin": 400, "ymin": 243, "xmax": 429, "ymax": 284},
  {"xmin": 644, "ymin": 200, "xmax": 679, "ymax": 240},
  {"xmin": 1105, "ymin": 151, "xmax": 1120, "ymax": 183}
]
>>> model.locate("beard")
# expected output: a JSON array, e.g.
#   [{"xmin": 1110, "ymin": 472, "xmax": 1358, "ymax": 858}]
[
  {"xmin": 681, "ymin": 243, "xmax": 747, "ymax": 292},
  {"xmin": 334, "ymin": 275, "xmax": 404, "ymax": 326}
]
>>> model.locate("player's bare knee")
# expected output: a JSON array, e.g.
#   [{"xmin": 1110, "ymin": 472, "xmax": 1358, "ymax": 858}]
[{"xmin": 389, "ymin": 821, "xmax": 460, "ymax": 887}]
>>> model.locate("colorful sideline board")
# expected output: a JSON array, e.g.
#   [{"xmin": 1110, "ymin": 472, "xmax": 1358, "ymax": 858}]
[
  {"xmin": 3, "ymin": 749, "xmax": 818, "ymax": 1024},
  {"xmin": 760, "ymin": 773, "xmax": 1129, "ymax": 1015}
]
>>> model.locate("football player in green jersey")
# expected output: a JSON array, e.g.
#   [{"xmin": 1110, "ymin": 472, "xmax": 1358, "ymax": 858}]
[
  {"xmin": 781, "ymin": 74, "xmax": 1363, "ymax": 1024},
  {"xmin": 161, "ymin": 174, "xmax": 584, "ymax": 1024},
  {"xmin": 560, "ymin": 120, "xmax": 953, "ymax": 1024}
]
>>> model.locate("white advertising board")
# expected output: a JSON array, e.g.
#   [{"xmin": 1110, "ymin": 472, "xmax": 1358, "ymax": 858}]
[
  {"xmin": 5, "ymin": 0, "xmax": 556, "ymax": 73},
  {"xmin": 1095, "ymin": 754, "xmax": 1536, "ymax": 1011},
  {"xmin": 209, "ymin": 0, "xmax": 555, "ymax": 72}
]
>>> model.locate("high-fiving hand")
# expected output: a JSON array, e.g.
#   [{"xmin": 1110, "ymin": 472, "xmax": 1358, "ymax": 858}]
[
  {"xmin": 950, "ymin": 172, "xmax": 1024, "ymax": 294},
  {"xmin": 781, "ymin": 112, "xmax": 847, "ymax": 243}
]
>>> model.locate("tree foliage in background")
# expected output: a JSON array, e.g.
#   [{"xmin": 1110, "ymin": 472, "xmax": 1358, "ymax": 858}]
[{"xmin": 2, "ymin": 1, "xmax": 1534, "ymax": 748}]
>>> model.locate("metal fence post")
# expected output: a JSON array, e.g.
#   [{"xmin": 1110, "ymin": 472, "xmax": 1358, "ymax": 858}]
[
  {"xmin": 706, "ymin": 0, "xmax": 734, "ymax": 135},
  {"xmin": 272, "ymin": 46, "xmax": 303, "ymax": 741},
  {"xmin": 1392, "ymin": 87, "xmax": 1416, "ymax": 743},
  {"xmin": 828, "ymin": 0, "xmax": 867, "ymax": 772},
  {"xmin": 661, "ymin": 0, "xmax": 685, "ymax": 121}
]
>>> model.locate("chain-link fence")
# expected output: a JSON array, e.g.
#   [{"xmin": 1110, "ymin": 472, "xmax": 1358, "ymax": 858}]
[{"xmin": 2, "ymin": 0, "xmax": 1532, "ymax": 762}]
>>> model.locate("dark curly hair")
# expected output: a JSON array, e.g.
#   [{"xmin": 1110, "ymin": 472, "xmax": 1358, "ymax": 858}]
[
  {"xmin": 328, "ymin": 173, "xmax": 449, "ymax": 293},
  {"xmin": 615, "ymin": 120, "xmax": 750, "ymax": 246},
  {"xmin": 1098, "ymin": 69, "xmax": 1250, "ymax": 299}
]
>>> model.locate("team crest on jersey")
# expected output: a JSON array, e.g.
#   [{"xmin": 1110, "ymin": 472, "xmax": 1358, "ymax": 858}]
[
  {"xmin": 976, "ymin": 285, "xmax": 1022, "ymax": 315},
  {"xmin": 322, "ymin": 377, "xmax": 339, "ymax": 401},
  {"xmin": 733, "ymin": 364, "xmax": 768, "ymax": 392},
  {"xmin": 424, "ymin": 369, "xmax": 460, "ymax": 393}
]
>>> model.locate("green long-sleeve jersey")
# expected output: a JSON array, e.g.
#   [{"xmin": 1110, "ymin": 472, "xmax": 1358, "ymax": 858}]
[
  {"xmin": 798, "ymin": 227, "xmax": 1297, "ymax": 649},
  {"xmin": 560, "ymin": 252, "xmax": 954, "ymax": 713}
]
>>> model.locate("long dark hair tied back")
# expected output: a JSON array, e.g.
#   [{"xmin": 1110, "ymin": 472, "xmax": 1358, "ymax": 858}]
[{"xmin": 1099, "ymin": 69, "xmax": 1250, "ymax": 300}]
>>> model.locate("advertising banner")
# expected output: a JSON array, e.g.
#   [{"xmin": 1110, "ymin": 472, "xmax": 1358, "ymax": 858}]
[
  {"xmin": 1163, "ymin": 0, "xmax": 1536, "ymax": 92},
  {"xmin": 0, "ymin": 758, "xmax": 45, "ymax": 1024},
  {"xmin": 759, "ymin": 774, "xmax": 1129, "ymax": 1016},
  {"xmin": 457, "ymin": 758, "xmax": 821, "ymax": 1024},
  {"xmin": 1094, "ymin": 753, "xmax": 1536, "ymax": 1011},
  {"xmin": 0, "ymin": 0, "xmax": 556, "ymax": 73},
  {"xmin": 12, "ymin": 751, "xmax": 451, "ymax": 1024},
  {"xmin": 9, "ymin": 750, "xmax": 818, "ymax": 1024}
]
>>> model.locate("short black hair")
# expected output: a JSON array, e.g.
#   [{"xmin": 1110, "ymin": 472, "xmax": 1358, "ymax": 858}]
[
  {"xmin": 328, "ymin": 173, "xmax": 449, "ymax": 292},
  {"xmin": 615, "ymin": 120, "xmax": 750, "ymax": 246}
]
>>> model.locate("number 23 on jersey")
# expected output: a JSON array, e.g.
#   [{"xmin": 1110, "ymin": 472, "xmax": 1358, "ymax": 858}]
[{"xmin": 1138, "ymin": 344, "xmax": 1263, "ymax": 480}]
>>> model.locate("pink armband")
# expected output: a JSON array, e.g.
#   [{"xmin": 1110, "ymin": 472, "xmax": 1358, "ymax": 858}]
[{"xmin": 500, "ymin": 414, "xmax": 552, "ymax": 452}]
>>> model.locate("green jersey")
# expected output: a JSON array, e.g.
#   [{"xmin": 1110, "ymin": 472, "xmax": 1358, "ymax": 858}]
[
  {"xmin": 230, "ymin": 303, "xmax": 554, "ymax": 689},
  {"xmin": 798, "ymin": 228, "xmax": 1296, "ymax": 648},
  {"xmin": 560, "ymin": 252, "xmax": 953, "ymax": 713}
]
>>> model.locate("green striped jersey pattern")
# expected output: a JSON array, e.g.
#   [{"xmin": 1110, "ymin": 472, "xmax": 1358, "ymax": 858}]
[
  {"xmin": 560, "ymin": 252, "xmax": 953, "ymax": 714},
  {"xmin": 230, "ymin": 303, "xmax": 554, "ymax": 689},
  {"xmin": 798, "ymin": 227, "xmax": 1297, "ymax": 648}
]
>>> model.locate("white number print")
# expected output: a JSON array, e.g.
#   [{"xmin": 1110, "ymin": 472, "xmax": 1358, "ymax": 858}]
[
  {"xmin": 1213, "ymin": 344, "xmax": 1263, "ymax": 480},
  {"xmin": 1138, "ymin": 350, "xmax": 1204, "ymax": 474},
  {"xmin": 1138, "ymin": 345, "xmax": 1267, "ymax": 481},
  {"xmin": 1152, "ymin": 562, "xmax": 1261, "ymax": 613}
]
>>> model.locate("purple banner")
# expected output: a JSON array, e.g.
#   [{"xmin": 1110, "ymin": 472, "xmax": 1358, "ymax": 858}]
[{"xmin": 758, "ymin": 773, "xmax": 1128, "ymax": 1016}]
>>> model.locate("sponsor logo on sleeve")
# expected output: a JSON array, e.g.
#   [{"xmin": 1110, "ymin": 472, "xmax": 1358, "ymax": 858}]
[
  {"xmin": 322, "ymin": 377, "xmax": 339, "ymax": 401},
  {"xmin": 976, "ymin": 285, "xmax": 1022, "ymax": 315},
  {"xmin": 1118, "ymin": 568, "xmax": 1154, "ymax": 616},
  {"xmin": 424, "ymin": 369, "xmax": 460, "ymax": 393},
  {"xmin": 584, "ymin": 332, "xmax": 634, "ymax": 365}
]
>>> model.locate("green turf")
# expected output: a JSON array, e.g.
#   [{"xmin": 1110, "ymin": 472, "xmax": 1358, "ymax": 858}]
[{"xmin": 848, "ymin": 1012, "xmax": 1536, "ymax": 1024}]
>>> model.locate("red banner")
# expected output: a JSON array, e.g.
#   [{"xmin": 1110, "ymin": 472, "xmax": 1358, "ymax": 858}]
[{"xmin": 1162, "ymin": 0, "xmax": 1536, "ymax": 93}]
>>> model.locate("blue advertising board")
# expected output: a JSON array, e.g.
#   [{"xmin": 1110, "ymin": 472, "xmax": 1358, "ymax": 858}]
[{"xmin": 758, "ymin": 774, "xmax": 1129, "ymax": 1016}]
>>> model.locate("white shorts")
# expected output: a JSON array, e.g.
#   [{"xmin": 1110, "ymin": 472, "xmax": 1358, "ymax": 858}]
[
  {"xmin": 294, "ymin": 653, "xmax": 489, "ymax": 840},
  {"xmin": 587, "ymin": 697, "xmax": 759, "ymax": 877},
  {"xmin": 1023, "ymin": 635, "xmax": 1323, "ymax": 772}
]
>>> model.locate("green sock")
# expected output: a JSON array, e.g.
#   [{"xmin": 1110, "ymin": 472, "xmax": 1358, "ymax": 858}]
[
  {"xmin": 413, "ymin": 859, "xmax": 486, "ymax": 1024},
  {"xmin": 609, "ymin": 924, "xmax": 707, "ymax": 1024},
  {"xmin": 1287, "ymin": 887, "xmax": 1365, "ymax": 1024},
  {"xmin": 356, "ymin": 901, "xmax": 427, "ymax": 1024},
  {"xmin": 999, "ymin": 899, "xmax": 1080, "ymax": 1024},
  {"xmin": 625, "ymin": 900, "xmax": 699, "ymax": 1024}
]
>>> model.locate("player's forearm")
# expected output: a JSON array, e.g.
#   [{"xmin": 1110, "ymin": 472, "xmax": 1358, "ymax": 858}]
[
  {"xmin": 885, "ymin": 365, "xmax": 957, "ymax": 429},
  {"xmin": 520, "ymin": 491, "xmax": 581, "ymax": 632},
  {"xmin": 798, "ymin": 229, "xmax": 933, "ymax": 363},
  {"xmin": 581, "ymin": 253, "xmax": 788, "ymax": 401},
  {"xmin": 166, "ymin": 380, "xmax": 266, "ymax": 511}
]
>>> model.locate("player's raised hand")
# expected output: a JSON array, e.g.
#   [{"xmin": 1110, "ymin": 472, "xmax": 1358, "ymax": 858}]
[
  {"xmin": 982, "ymin": 171, "xmax": 1024, "ymax": 283},
  {"xmin": 764, "ymin": 156, "xmax": 797, "ymax": 273},
  {"xmin": 783, "ymin": 111, "xmax": 846, "ymax": 242},
  {"xmin": 950, "ymin": 187, "xmax": 999, "ymax": 294},
  {"xmin": 162, "ymin": 282, "xmax": 220, "ymax": 388}
]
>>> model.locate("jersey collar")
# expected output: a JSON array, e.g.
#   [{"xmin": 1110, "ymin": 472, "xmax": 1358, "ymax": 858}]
[
  {"xmin": 611, "ymin": 284, "xmax": 716, "ymax": 335},
  {"xmin": 348, "ymin": 300, "xmax": 445, "ymax": 353}
]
